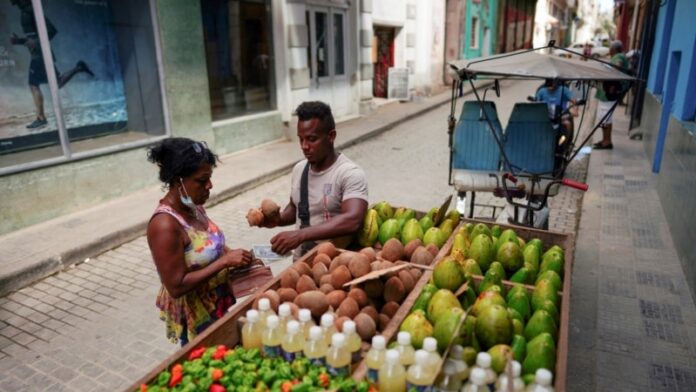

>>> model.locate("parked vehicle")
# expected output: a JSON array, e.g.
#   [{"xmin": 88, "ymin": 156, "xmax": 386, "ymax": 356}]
[{"xmin": 554, "ymin": 41, "xmax": 609, "ymax": 59}]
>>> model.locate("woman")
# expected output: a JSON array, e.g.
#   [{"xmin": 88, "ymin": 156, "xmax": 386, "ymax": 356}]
[{"xmin": 146, "ymin": 138, "xmax": 252, "ymax": 345}]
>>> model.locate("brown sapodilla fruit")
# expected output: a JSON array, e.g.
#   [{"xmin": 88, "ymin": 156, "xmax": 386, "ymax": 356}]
[
  {"xmin": 410, "ymin": 268, "xmax": 423, "ymax": 280},
  {"xmin": 277, "ymin": 288, "xmax": 298, "ymax": 303},
  {"xmin": 313, "ymin": 253, "xmax": 332, "ymax": 268},
  {"xmin": 334, "ymin": 251, "xmax": 355, "ymax": 266},
  {"xmin": 370, "ymin": 261, "xmax": 381, "ymax": 271},
  {"xmin": 411, "ymin": 247, "xmax": 435, "ymax": 265},
  {"xmin": 312, "ymin": 263, "xmax": 329, "ymax": 285},
  {"xmin": 383, "ymin": 276, "xmax": 406, "ymax": 303},
  {"xmin": 331, "ymin": 265, "xmax": 353, "ymax": 289},
  {"xmin": 293, "ymin": 262, "xmax": 313, "ymax": 277},
  {"xmin": 348, "ymin": 287, "xmax": 369, "ymax": 308},
  {"xmin": 381, "ymin": 301, "xmax": 400, "ymax": 318},
  {"xmin": 354, "ymin": 313, "xmax": 377, "ymax": 340},
  {"xmin": 280, "ymin": 268, "xmax": 300, "ymax": 289},
  {"xmin": 336, "ymin": 297, "xmax": 360, "ymax": 319},
  {"xmin": 348, "ymin": 253, "xmax": 371, "ymax": 278},
  {"xmin": 319, "ymin": 274, "xmax": 333, "ymax": 287},
  {"xmin": 335, "ymin": 316, "xmax": 350, "ymax": 332},
  {"xmin": 426, "ymin": 243, "xmax": 439, "ymax": 257},
  {"xmin": 381, "ymin": 238, "xmax": 404, "ymax": 262},
  {"xmin": 316, "ymin": 242, "xmax": 340, "ymax": 259},
  {"xmin": 398, "ymin": 270, "xmax": 416, "ymax": 292},
  {"xmin": 360, "ymin": 305, "xmax": 379, "ymax": 323},
  {"xmin": 294, "ymin": 290, "xmax": 329, "ymax": 318},
  {"xmin": 260, "ymin": 199, "xmax": 280, "ymax": 218},
  {"xmin": 296, "ymin": 275, "xmax": 317, "ymax": 293},
  {"xmin": 261, "ymin": 290, "xmax": 280, "ymax": 312},
  {"xmin": 326, "ymin": 290, "xmax": 347, "ymax": 310},
  {"xmin": 319, "ymin": 283, "xmax": 335, "ymax": 294},
  {"xmin": 378, "ymin": 313, "xmax": 391, "ymax": 331},
  {"xmin": 359, "ymin": 247, "xmax": 377, "ymax": 262},
  {"xmin": 246, "ymin": 208, "xmax": 264, "ymax": 226},
  {"xmin": 404, "ymin": 239, "xmax": 423, "ymax": 260},
  {"xmin": 363, "ymin": 279, "xmax": 384, "ymax": 298}
]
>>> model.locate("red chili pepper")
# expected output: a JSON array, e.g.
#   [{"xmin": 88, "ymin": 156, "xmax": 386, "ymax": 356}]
[
  {"xmin": 169, "ymin": 364, "xmax": 184, "ymax": 387},
  {"xmin": 319, "ymin": 373, "xmax": 330, "ymax": 388},
  {"xmin": 140, "ymin": 384, "xmax": 148, "ymax": 392},
  {"xmin": 209, "ymin": 384, "xmax": 226, "ymax": 392},
  {"xmin": 211, "ymin": 368, "xmax": 224, "ymax": 381},
  {"xmin": 216, "ymin": 344, "xmax": 227, "ymax": 352},
  {"xmin": 212, "ymin": 349, "xmax": 226, "ymax": 360},
  {"xmin": 188, "ymin": 346, "xmax": 207, "ymax": 360},
  {"xmin": 281, "ymin": 381, "xmax": 293, "ymax": 392}
]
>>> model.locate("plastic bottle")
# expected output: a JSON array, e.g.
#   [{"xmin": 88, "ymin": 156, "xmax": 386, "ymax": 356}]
[
  {"xmin": 342, "ymin": 320, "xmax": 362, "ymax": 363},
  {"xmin": 277, "ymin": 303, "xmax": 293, "ymax": 333},
  {"xmin": 379, "ymin": 349, "xmax": 407, "ymax": 392},
  {"xmin": 495, "ymin": 361, "xmax": 524, "ymax": 392},
  {"xmin": 366, "ymin": 335, "xmax": 387, "ymax": 384},
  {"xmin": 257, "ymin": 298, "xmax": 276, "ymax": 328},
  {"xmin": 326, "ymin": 333, "xmax": 351, "ymax": 377},
  {"xmin": 407, "ymin": 349, "xmax": 436, "ymax": 391},
  {"xmin": 449, "ymin": 345, "xmax": 470, "ymax": 382},
  {"xmin": 298, "ymin": 308, "xmax": 316, "ymax": 339},
  {"xmin": 433, "ymin": 357, "xmax": 462, "ymax": 391},
  {"xmin": 241, "ymin": 309, "xmax": 263, "ymax": 350},
  {"xmin": 320, "ymin": 313, "xmax": 338, "ymax": 347},
  {"xmin": 470, "ymin": 352, "xmax": 496, "ymax": 389},
  {"xmin": 423, "ymin": 337, "xmax": 443, "ymax": 373},
  {"xmin": 281, "ymin": 320, "xmax": 305, "ymax": 361},
  {"xmin": 524, "ymin": 369, "xmax": 554, "ymax": 392},
  {"xmin": 261, "ymin": 315, "xmax": 282, "ymax": 358},
  {"xmin": 396, "ymin": 331, "xmax": 416, "ymax": 366},
  {"xmin": 461, "ymin": 368, "xmax": 488, "ymax": 392},
  {"xmin": 303, "ymin": 325, "xmax": 328, "ymax": 367}
]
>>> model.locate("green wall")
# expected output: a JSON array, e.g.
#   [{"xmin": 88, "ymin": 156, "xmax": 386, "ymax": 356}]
[{"xmin": 463, "ymin": 0, "xmax": 497, "ymax": 59}]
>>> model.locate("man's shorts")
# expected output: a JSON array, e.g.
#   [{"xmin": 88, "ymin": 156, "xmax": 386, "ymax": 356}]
[
  {"xmin": 28, "ymin": 57, "xmax": 59, "ymax": 87},
  {"xmin": 596, "ymin": 100, "xmax": 616, "ymax": 126}
]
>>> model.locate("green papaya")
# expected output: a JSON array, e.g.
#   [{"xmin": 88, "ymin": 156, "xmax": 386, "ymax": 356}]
[
  {"xmin": 394, "ymin": 208, "xmax": 416, "ymax": 222},
  {"xmin": 374, "ymin": 201, "xmax": 394, "ymax": 222},
  {"xmin": 511, "ymin": 334, "xmax": 527, "ymax": 362},
  {"xmin": 491, "ymin": 225, "xmax": 502, "ymax": 238},
  {"xmin": 508, "ymin": 291, "xmax": 532, "ymax": 321},
  {"xmin": 468, "ymin": 234, "xmax": 495, "ymax": 272},
  {"xmin": 531, "ymin": 280, "xmax": 559, "ymax": 311},
  {"xmin": 525, "ymin": 238, "xmax": 543, "ymax": 254},
  {"xmin": 540, "ymin": 250, "xmax": 564, "ymax": 277},
  {"xmin": 522, "ymin": 333, "xmax": 556, "ymax": 376},
  {"xmin": 496, "ymin": 241, "xmax": 524, "ymax": 274},
  {"xmin": 471, "ymin": 290, "xmax": 506, "ymax": 317},
  {"xmin": 524, "ymin": 310, "xmax": 558, "ymax": 342},
  {"xmin": 474, "ymin": 305, "xmax": 513, "ymax": 350},
  {"xmin": 463, "ymin": 223, "xmax": 475, "ymax": 235},
  {"xmin": 488, "ymin": 344, "xmax": 513, "ymax": 373},
  {"xmin": 433, "ymin": 257, "xmax": 465, "ymax": 291},
  {"xmin": 478, "ymin": 272, "xmax": 504, "ymax": 295},
  {"xmin": 357, "ymin": 209, "xmax": 380, "ymax": 247},
  {"xmin": 496, "ymin": 229, "xmax": 520, "ymax": 251},
  {"xmin": 399, "ymin": 310, "xmax": 433, "ymax": 349},
  {"xmin": 488, "ymin": 261, "xmax": 507, "ymax": 280},
  {"xmin": 523, "ymin": 245, "xmax": 541, "ymax": 272},
  {"xmin": 427, "ymin": 289, "xmax": 462, "ymax": 324},
  {"xmin": 419, "ymin": 216, "xmax": 434, "ymax": 233},
  {"xmin": 439, "ymin": 219, "xmax": 456, "ymax": 240},
  {"xmin": 446, "ymin": 209, "xmax": 461, "ymax": 223},
  {"xmin": 451, "ymin": 233, "xmax": 469, "ymax": 257},
  {"xmin": 458, "ymin": 258, "xmax": 483, "ymax": 280},
  {"xmin": 433, "ymin": 308, "xmax": 466, "ymax": 352},
  {"xmin": 510, "ymin": 267, "xmax": 533, "ymax": 285},
  {"xmin": 378, "ymin": 218, "xmax": 401, "ymax": 245},
  {"xmin": 459, "ymin": 284, "xmax": 477, "ymax": 309},
  {"xmin": 506, "ymin": 285, "xmax": 529, "ymax": 303},
  {"xmin": 536, "ymin": 299, "xmax": 560, "ymax": 325},
  {"xmin": 462, "ymin": 346, "xmax": 478, "ymax": 366},
  {"xmin": 460, "ymin": 315, "xmax": 477, "ymax": 348},
  {"xmin": 512, "ymin": 318, "xmax": 524, "ymax": 336},
  {"xmin": 426, "ymin": 207, "xmax": 439, "ymax": 221},
  {"xmin": 507, "ymin": 307, "xmax": 524, "ymax": 323},
  {"xmin": 401, "ymin": 218, "xmax": 424, "ymax": 244},
  {"xmin": 470, "ymin": 223, "xmax": 492, "ymax": 239},
  {"xmin": 423, "ymin": 227, "xmax": 446, "ymax": 249},
  {"xmin": 412, "ymin": 283, "xmax": 438, "ymax": 313},
  {"xmin": 535, "ymin": 270, "xmax": 563, "ymax": 292}
]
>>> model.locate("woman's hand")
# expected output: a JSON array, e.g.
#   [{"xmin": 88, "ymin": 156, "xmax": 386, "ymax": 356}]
[{"xmin": 222, "ymin": 248, "xmax": 253, "ymax": 269}]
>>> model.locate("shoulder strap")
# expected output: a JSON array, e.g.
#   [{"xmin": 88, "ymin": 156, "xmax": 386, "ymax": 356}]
[
  {"xmin": 152, "ymin": 204, "xmax": 190, "ymax": 229},
  {"xmin": 298, "ymin": 162, "xmax": 310, "ymax": 228}
]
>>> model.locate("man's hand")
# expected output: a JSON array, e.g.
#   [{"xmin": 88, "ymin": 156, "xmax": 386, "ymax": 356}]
[
  {"xmin": 270, "ymin": 230, "xmax": 305, "ymax": 255},
  {"xmin": 261, "ymin": 213, "xmax": 280, "ymax": 228},
  {"xmin": 25, "ymin": 37, "xmax": 36, "ymax": 51}
]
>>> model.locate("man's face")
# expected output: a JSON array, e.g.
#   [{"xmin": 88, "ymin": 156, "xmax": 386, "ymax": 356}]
[
  {"xmin": 297, "ymin": 118, "xmax": 335, "ymax": 164},
  {"xmin": 547, "ymin": 82, "xmax": 557, "ymax": 92}
]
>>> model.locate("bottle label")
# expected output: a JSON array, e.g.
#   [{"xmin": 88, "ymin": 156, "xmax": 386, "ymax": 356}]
[
  {"xmin": 367, "ymin": 368, "xmax": 379, "ymax": 383},
  {"xmin": 407, "ymin": 382, "xmax": 433, "ymax": 392},
  {"xmin": 487, "ymin": 383, "xmax": 495, "ymax": 392},
  {"xmin": 351, "ymin": 351, "xmax": 361, "ymax": 363},
  {"xmin": 282, "ymin": 350, "xmax": 301, "ymax": 362},
  {"xmin": 327, "ymin": 364, "xmax": 349, "ymax": 378},
  {"xmin": 309, "ymin": 357, "xmax": 325, "ymax": 367},
  {"xmin": 263, "ymin": 345, "xmax": 280, "ymax": 358}
]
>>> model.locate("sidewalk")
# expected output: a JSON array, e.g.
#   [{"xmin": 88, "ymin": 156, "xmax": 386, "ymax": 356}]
[
  {"xmin": 0, "ymin": 85, "xmax": 480, "ymax": 297},
  {"xmin": 568, "ymin": 109, "xmax": 696, "ymax": 391}
]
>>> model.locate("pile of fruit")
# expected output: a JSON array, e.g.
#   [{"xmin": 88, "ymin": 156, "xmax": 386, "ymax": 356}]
[
  {"xmin": 139, "ymin": 346, "xmax": 369, "ymax": 392},
  {"xmin": 399, "ymin": 222, "xmax": 565, "ymax": 384}
]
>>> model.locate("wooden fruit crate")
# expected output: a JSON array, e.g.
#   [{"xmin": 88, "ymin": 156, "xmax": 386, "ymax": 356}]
[{"xmin": 126, "ymin": 225, "xmax": 459, "ymax": 392}]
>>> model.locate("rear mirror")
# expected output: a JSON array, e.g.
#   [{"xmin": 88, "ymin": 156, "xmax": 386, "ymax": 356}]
[{"xmin": 494, "ymin": 79, "xmax": 501, "ymax": 97}]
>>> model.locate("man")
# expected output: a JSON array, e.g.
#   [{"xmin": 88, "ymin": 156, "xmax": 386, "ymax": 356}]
[
  {"xmin": 9, "ymin": 0, "xmax": 93, "ymax": 129},
  {"xmin": 593, "ymin": 40, "xmax": 629, "ymax": 150},
  {"xmin": 535, "ymin": 78, "xmax": 577, "ymax": 139},
  {"xmin": 263, "ymin": 101, "xmax": 368, "ymax": 258}
]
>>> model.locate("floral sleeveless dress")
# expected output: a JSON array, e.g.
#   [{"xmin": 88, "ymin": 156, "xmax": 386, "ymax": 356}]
[{"xmin": 151, "ymin": 204, "xmax": 235, "ymax": 344}]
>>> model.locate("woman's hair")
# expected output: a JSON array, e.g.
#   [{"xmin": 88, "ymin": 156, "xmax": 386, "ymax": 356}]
[{"xmin": 147, "ymin": 138, "xmax": 218, "ymax": 184}]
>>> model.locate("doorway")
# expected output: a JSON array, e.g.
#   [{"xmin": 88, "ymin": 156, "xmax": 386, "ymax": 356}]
[{"xmin": 373, "ymin": 26, "xmax": 395, "ymax": 98}]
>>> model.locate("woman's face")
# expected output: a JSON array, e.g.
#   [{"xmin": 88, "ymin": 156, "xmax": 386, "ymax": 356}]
[{"xmin": 180, "ymin": 163, "xmax": 213, "ymax": 205}]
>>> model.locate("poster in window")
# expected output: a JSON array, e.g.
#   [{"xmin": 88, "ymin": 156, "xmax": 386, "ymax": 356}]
[{"xmin": 387, "ymin": 67, "xmax": 409, "ymax": 101}]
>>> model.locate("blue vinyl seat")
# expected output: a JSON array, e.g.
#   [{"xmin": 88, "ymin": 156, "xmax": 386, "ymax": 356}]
[{"xmin": 503, "ymin": 103, "xmax": 556, "ymax": 175}]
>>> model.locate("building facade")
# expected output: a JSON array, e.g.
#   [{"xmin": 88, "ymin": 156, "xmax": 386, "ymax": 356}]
[{"xmin": 0, "ymin": 0, "xmax": 447, "ymax": 235}]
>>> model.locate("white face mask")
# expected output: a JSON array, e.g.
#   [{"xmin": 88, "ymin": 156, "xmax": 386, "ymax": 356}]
[{"xmin": 179, "ymin": 178, "xmax": 196, "ymax": 209}]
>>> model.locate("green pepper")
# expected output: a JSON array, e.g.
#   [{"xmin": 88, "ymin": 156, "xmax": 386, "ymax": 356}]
[
  {"xmin": 290, "ymin": 382, "xmax": 311, "ymax": 392},
  {"xmin": 156, "ymin": 371, "xmax": 170, "ymax": 387}
]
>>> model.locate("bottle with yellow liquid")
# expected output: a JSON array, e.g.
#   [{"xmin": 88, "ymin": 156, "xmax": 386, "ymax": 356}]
[
  {"xmin": 396, "ymin": 331, "xmax": 416, "ymax": 366},
  {"xmin": 257, "ymin": 298, "xmax": 276, "ymax": 329},
  {"xmin": 470, "ymin": 352, "xmax": 496, "ymax": 390},
  {"xmin": 461, "ymin": 368, "xmax": 488, "ymax": 392},
  {"xmin": 448, "ymin": 345, "xmax": 469, "ymax": 382},
  {"xmin": 407, "ymin": 349, "xmax": 436, "ymax": 391},
  {"xmin": 423, "ymin": 337, "xmax": 442, "ymax": 373},
  {"xmin": 341, "ymin": 320, "xmax": 362, "ymax": 363},
  {"xmin": 365, "ymin": 335, "xmax": 386, "ymax": 384},
  {"xmin": 524, "ymin": 368, "xmax": 554, "ymax": 392},
  {"xmin": 303, "ymin": 325, "xmax": 327, "ymax": 367},
  {"xmin": 433, "ymin": 358, "xmax": 461, "ymax": 391},
  {"xmin": 261, "ymin": 315, "xmax": 282, "ymax": 358},
  {"xmin": 298, "ymin": 309, "xmax": 316, "ymax": 339},
  {"xmin": 326, "ymin": 333, "xmax": 351, "ymax": 377},
  {"xmin": 281, "ymin": 320, "xmax": 305, "ymax": 361},
  {"xmin": 495, "ymin": 360, "xmax": 524, "ymax": 392},
  {"xmin": 241, "ymin": 309, "xmax": 262, "ymax": 350},
  {"xmin": 277, "ymin": 303, "xmax": 294, "ymax": 334},
  {"xmin": 379, "ymin": 349, "xmax": 407, "ymax": 392},
  {"xmin": 320, "ymin": 313, "xmax": 338, "ymax": 346}
]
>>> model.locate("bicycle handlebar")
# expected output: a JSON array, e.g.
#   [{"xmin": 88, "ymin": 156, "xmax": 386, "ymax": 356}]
[{"xmin": 561, "ymin": 178, "xmax": 589, "ymax": 191}]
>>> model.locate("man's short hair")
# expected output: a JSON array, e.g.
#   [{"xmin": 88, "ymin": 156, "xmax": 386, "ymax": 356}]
[
  {"xmin": 294, "ymin": 101, "xmax": 335, "ymax": 133},
  {"xmin": 611, "ymin": 40, "xmax": 623, "ymax": 52}
]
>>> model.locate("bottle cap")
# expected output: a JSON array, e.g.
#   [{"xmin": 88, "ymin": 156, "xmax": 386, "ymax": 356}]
[
  {"xmin": 535, "ymin": 368, "xmax": 552, "ymax": 385},
  {"xmin": 246, "ymin": 309, "xmax": 259, "ymax": 322},
  {"xmin": 414, "ymin": 350, "xmax": 429, "ymax": 364},
  {"xmin": 512, "ymin": 360, "xmax": 521, "ymax": 377},
  {"xmin": 442, "ymin": 359, "xmax": 457, "ymax": 374},
  {"xmin": 343, "ymin": 320, "xmax": 356, "ymax": 334},
  {"xmin": 258, "ymin": 298, "xmax": 270, "ymax": 311},
  {"xmin": 498, "ymin": 377, "xmax": 510, "ymax": 390},
  {"xmin": 470, "ymin": 368, "xmax": 486, "ymax": 385},
  {"xmin": 423, "ymin": 337, "xmax": 437, "ymax": 353},
  {"xmin": 309, "ymin": 326, "xmax": 323, "ymax": 340},
  {"xmin": 371, "ymin": 335, "xmax": 386, "ymax": 349},
  {"xmin": 385, "ymin": 349, "xmax": 400, "ymax": 364},
  {"xmin": 476, "ymin": 352, "xmax": 491, "ymax": 368},
  {"xmin": 331, "ymin": 333, "xmax": 345, "ymax": 347},
  {"xmin": 321, "ymin": 313, "xmax": 335, "ymax": 327},
  {"xmin": 397, "ymin": 331, "xmax": 411, "ymax": 345},
  {"xmin": 278, "ymin": 303, "xmax": 291, "ymax": 317},
  {"xmin": 450, "ymin": 344, "xmax": 464, "ymax": 359},
  {"xmin": 266, "ymin": 315, "xmax": 279, "ymax": 328},
  {"xmin": 287, "ymin": 320, "xmax": 300, "ymax": 334},
  {"xmin": 299, "ymin": 309, "xmax": 312, "ymax": 322}
]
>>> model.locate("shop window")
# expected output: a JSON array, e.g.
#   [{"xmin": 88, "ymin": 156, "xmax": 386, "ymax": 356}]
[
  {"xmin": 306, "ymin": 6, "xmax": 347, "ymax": 82},
  {"xmin": 200, "ymin": 0, "xmax": 275, "ymax": 121},
  {"xmin": 0, "ymin": 0, "xmax": 167, "ymax": 174},
  {"xmin": 470, "ymin": 17, "xmax": 479, "ymax": 49}
]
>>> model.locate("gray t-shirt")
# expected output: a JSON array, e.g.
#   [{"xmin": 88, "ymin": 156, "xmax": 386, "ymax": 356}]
[{"xmin": 290, "ymin": 153, "xmax": 368, "ymax": 256}]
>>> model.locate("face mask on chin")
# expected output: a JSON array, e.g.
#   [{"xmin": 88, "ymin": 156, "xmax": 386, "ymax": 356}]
[{"xmin": 179, "ymin": 178, "xmax": 197, "ymax": 210}]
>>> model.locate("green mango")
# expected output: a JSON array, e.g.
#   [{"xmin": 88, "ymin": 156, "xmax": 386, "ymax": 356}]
[
  {"xmin": 488, "ymin": 344, "xmax": 513, "ymax": 373},
  {"xmin": 433, "ymin": 308, "xmax": 466, "ymax": 352},
  {"xmin": 511, "ymin": 334, "xmax": 527, "ymax": 362},
  {"xmin": 496, "ymin": 241, "xmax": 524, "ymax": 274},
  {"xmin": 512, "ymin": 318, "xmax": 524, "ymax": 336},
  {"xmin": 446, "ymin": 209, "xmax": 461, "ymax": 223},
  {"xmin": 491, "ymin": 225, "xmax": 502, "ymax": 238},
  {"xmin": 522, "ymin": 333, "xmax": 556, "ymax": 376},
  {"xmin": 524, "ymin": 310, "xmax": 558, "ymax": 342},
  {"xmin": 536, "ymin": 299, "xmax": 560, "ymax": 325},
  {"xmin": 535, "ymin": 270, "xmax": 563, "ymax": 292},
  {"xmin": 459, "ymin": 284, "xmax": 477, "ymax": 309},
  {"xmin": 419, "ymin": 216, "xmax": 434, "ymax": 233},
  {"xmin": 526, "ymin": 238, "xmax": 543, "ymax": 253},
  {"xmin": 523, "ymin": 245, "xmax": 541, "ymax": 272},
  {"xmin": 423, "ymin": 227, "xmax": 446, "ymax": 249},
  {"xmin": 401, "ymin": 218, "xmax": 424, "ymax": 244},
  {"xmin": 468, "ymin": 234, "xmax": 495, "ymax": 272},
  {"xmin": 471, "ymin": 290, "xmax": 506, "ymax": 317},
  {"xmin": 412, "ymin": 283, "xmax": 438, "ymax": 313},
  {"xmin": 439, "ymin": 219, "xmax": 456, "ymax": 239},
  {"xmin": 378, "ymin": 218, "xmax": 401, "ymax": 245},
  {"xmin": 374, "ymin": 201, "xmax": 394, "ymax": 222},
  {"xmin": 506, "ymin": 285, "xmax": 529, "ymax": 303},
  {"xmin": 399, "ymin": 310, "xmax": 433, "ymax": 349},
  {"xmin": 433, "ymin": 257, "xmax": 465, "ymax": 291},
  {"xmin": 531, "ymin": 280, "xmax": 559, "ymax": 311},
  {"xmin": 470, "ymin": 223, "xmax": 492, "ymax": 239},
  {"xmin": 458, "ymin": 258, "xmax": 483, "ymax": 280},
  {"xmin": 462, "ymin": 346, "xmax": 478, "ymax": 366},
  {"xmin": 427, "ymin": 289, "xmax": 462, "ymax": 324},
  {"xmin": 474, "ymin": 305, "xmax": 513, "ymax": 350},
  {"xmin": 540, "ymin": 250, "xmax": 564, "ymax": 277},
  {"xmin": 510, "ymin": 267, "xmax": 533, "ymax": 285},
  {"xmin": 488, "ymin": 261, "xmax": 507, "ymax": 280},
  {"xmin": 508, "ymin": 292, "xmax": 532, "ymax": 321},
  {"xmin": 357, "ymin": 209, "xmax": 380, "ymax": 247}
]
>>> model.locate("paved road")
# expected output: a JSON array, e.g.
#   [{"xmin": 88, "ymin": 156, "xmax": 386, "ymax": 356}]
[{"xmin": 0, "ymin": 80, "xmax": 584, "ymax": 391}]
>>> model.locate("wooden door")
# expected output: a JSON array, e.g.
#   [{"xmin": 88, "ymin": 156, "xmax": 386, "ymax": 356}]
[{"xmin": 373, "ymin": 26, "xmax": 394, "ymax": 98}]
